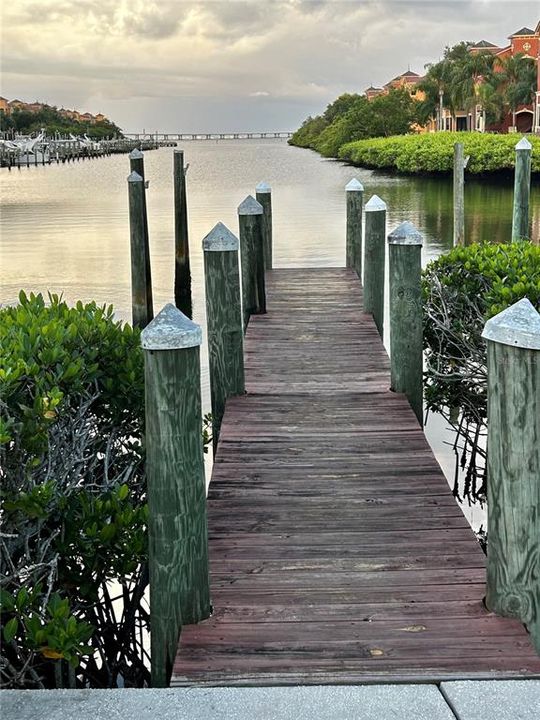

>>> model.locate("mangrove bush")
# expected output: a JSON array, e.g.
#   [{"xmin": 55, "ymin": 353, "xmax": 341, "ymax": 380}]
[
  {"xmin": 423, "ymin": 242, "xmax": 540, "ymax": 501},
  {"xmin": 0, "ymin": 293, "xmax": 148, "ymax": 688},
  {"xmin": 339, "ymin": 132, "xmax": 540, "ymax": 174}
]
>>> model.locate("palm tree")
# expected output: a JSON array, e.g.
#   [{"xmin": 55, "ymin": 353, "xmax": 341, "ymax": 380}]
[
  {"xmin": 477, "ymin": 79, "xmax": 504, "ymax": 127},
  {"xmin": 493, "ymin": 53, "xmax": 536, "ymax": 129},
  {"xmin": 418, "ymin": 60, "xmax": 452, "ymax": 129},
  {"xmin": 450, "ymin": 51, "xmax": 495, "ymax": 131}
]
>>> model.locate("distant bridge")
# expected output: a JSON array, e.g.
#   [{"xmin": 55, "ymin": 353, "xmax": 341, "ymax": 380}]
[{"xmin": 124, "ymin": 131, "xmax": 293, "ymax": 142}]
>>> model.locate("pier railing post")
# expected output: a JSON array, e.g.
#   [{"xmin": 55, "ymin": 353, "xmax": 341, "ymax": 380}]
[
  {"xmin": 203, "ymin": 223, "xmax": 245, "ymax": 450},
  {"xmin": 346, "ymin": 178, "xmax": 364, "ymax": 279},
  {"xmin": 129, "ymin": 149, "xmax": 154, "ymax": 322},
  {"xmin": 238, "ymin": 195, "xmax": 266, "ymax": 331},
  {"xmin": 174, "ymin": 150, "xmax": 193, "ymax": 317},
  {"xmin": 364, "ymin": 195, "xmax": 387, "ymax": 339},
  {"xmin": 481, "ymin": 299, "xmax": 540, "ymax": 654},
  {"xmin": 453, "ymin": 142, "xmax": 465, "ymax": 246},
  {"xmin": 388, "ymin": 221, "xmax": 423, "ymax": 425},
  {"xmin": 141, "ymin": 304, "xmax": 211, "ymax": 687},
  {"xmin": 511, "ymin": 137, "xmax": 532, "ymax": 241},
  {"xmin": 256, "ymin": 181, "xmax": 273, "ymax": 270},
  {"xmin": 127, "ymin": 171, "xmax": 152, "ymax": 329}
]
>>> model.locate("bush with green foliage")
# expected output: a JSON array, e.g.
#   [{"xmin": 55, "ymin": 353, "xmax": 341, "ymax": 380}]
[
  {"xmin": 289, "ymin": 89, "xmax": 419, "ymax": 157},
  {"xmin": 423, "ymin": 242, "xmax": 540, "ymax": 501},
  {"xmin": 340, "ymin": 131, "xmax": 540, "ymax": 174},
  {"xmin": 0, "ymin": 293, "xmax": 148, "ymax": 688}
]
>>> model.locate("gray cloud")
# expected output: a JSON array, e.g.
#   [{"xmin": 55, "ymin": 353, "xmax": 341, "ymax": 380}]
[{"xmin": 1, "ymin": 1, "xmax": 538, "ymax": 131}]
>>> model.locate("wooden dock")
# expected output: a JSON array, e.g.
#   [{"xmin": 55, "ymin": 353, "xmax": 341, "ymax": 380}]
[{"xmin": 172, "ymin": 268, "xmax": 540, "ymax": 686}]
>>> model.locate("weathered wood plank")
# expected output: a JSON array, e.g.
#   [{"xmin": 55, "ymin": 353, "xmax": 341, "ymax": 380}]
[{"xmin": 172, "ymin": 268, "xmax": 540, "ymax": 686}]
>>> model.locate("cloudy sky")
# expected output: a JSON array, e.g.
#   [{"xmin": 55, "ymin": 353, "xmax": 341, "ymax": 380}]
[{"xmin": 1, "ymin": 1, "xmax": 538, "ymax": 133}]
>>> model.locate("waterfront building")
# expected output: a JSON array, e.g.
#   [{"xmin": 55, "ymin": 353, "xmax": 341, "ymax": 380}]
[
  {"xmin": 438, "ymin": 22, "xmax": 539, "ymax": 133},
  {"xmin": 364, "ymin": 70, "xmax": 425, "ymax": 102},
  {"xmin": 366, "ymin": 21, "xmax": 539, "ymax": 134}
]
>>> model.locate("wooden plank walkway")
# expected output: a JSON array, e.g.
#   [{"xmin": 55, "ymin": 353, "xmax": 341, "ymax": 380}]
[{"xmin": 172, "ymin": 268, "xmax": 540, "ymax": 686}]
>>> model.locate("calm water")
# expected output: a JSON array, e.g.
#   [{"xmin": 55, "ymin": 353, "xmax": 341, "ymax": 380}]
[{"xmin": 2, "ymin": 140, "xmax": 538, "ymax": 525}]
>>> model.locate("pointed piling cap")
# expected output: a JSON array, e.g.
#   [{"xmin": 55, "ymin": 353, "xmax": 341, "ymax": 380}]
[
  {"xmin": 482, "ymin": 298, "xmax": 540, "ymax": 350},
  {"xmin": 127, "ymin": 170, "xmax": 143, "ymax": 183},
  {"xmin": 129, "ymin": 148, "xmax": 144, "ymax": 159},
  {"xmin": 256, "ymin": 181, "xmax": 271, "ymax": 194},
  {"xmin": 388, "ymin": 221, "xmax": 423, "ymax": 246},
  {"xmin": 365, "ymin": 194, "xmax": 387, "ymax": 212},
  {"xmin": 141, "ymin": 303, "xmax": 202, "ymax": 350},
  {"xmin": 515, "ymin": 136, "xmax": 532, "ymax": 151},
  {"xmin": 202, "ymin": 222, "xmax": 239, "ymax": 252},
  {"xmin": 346, "ymin": 178, "xmax": 364, "ymax": 192},
  {"xmin": 238, "ymin": 195, "xmax": 263, "ymax": 215}
]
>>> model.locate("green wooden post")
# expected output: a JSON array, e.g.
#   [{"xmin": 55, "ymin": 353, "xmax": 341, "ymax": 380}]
[
  {"xmin": 127, "ymin": 171, "xmax": 151, "ymax": 329},
  {"xmin": 129, "ymin": 149, "xmax": 154, "ymax": 322},
  {"xmin": 346, "ymin": 178, "xmax": 364, "ymax": 279},
  {"xmin": 238, "ymin": 195, "xmax": 265, "ymax": 332},
  {"xmin": 388, "ymin": 221, "xmax": 423, "ymax": 425},
  {"xmin": 482, "ymin": 299, "xmax": 540, "ymax": 655},
  {"xmin": 453, "ymin": 142, "xmax": 465, "ymax": 246},
  {"xmin": 203, "ymin": 222, "xmax": 245, "ymax": 451},
  {"xmin": 364, "ymin": 195, "xmax": 387, "ymax": 339},
  {"xmin": 511, "ymin": 137, "xmax": 532, "ymax": 241},
  {"xmin": 141, "ymin": 304, "xmax": 211, "ymax": 688},
  {"xmin": 256, "ymin": 181, "xmax": 273, "ymax": 270},
  {"xmin": 174, "ymin": 150, "xmax": 192, "ymax": 318}
]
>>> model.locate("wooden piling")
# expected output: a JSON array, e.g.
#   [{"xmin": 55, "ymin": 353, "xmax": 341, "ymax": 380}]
[
  {"xmin": 174, "ymin": 150, "xmax": 192, "ymax": 318},
  {"xmin": 482, "ymin": 299, "xmax": 540, "ymax": 655},
  {"xmin": 127, "ymin": 171, "xmax": 151, "ymax": 329},
  {"xmin": 142, "ymin": 303, "xmax": 211, "ymax": 687},
  {"xmin": 238, "ymin": 195, "xmax": 266, "ymax": 331},
  {"xmin": 364, "ymin": 195, "xmax": 387, "ymax": 339},
  {"xmin": 453, "ymin": 142, "xmax": 465, "ymax": 246},
  {"xmin": 511, "ymin": 137, "xmax": 532, "ymax": 241},
  {"xmin": 346, "ymin": 178, "xmax": 364, "ymax": 279},
  {"xmin": 203, "ymin": 223, "xmax": 245, "ymax": 450},
  {"xmin": 256, "ymin": 181, "xmax": 273, "ymax": 270},
  {"xmin": 388, "ymin": 221, "xmax": 423, "ymax": 425},
  {"xmin": 129, "ymin": 149, "xmax": 154, "ymax": 322}
]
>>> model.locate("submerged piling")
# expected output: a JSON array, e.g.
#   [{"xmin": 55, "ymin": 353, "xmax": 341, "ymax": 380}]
[
  {"xmin": 127, "ymin": 171, "xmax": 152, "ymax": 328},
  {"xmin": 482, "ymin": 299, "xmax": 540, "ymax": 654},
  {"xmin": 238, "ymin": 195, "xmax": 266, "ymax": 331},
  {"xmin": 142, "ymin": 304, "xmax": 211, "ymax": 687},
  {"xmin": 256, "ymin": 181, "xmax": 273, "ymax": 270},
  {"xmin": 346, "ymin": 178, "xmax": 364, "ymax": 279},
  {"xmin": 511, "ymin": 137, "xmax": 532, "ymax": 241},
  {"xmin": 129, "ymin": 148, "xmax": 153, "ymax": 322},
  {"xmin": 388, "ymin": 221, "xmax": 423, "ymax": 425},
  {"xmin": 453, "ymin": 142, "xmax": 465, "ymax": 246},
  {"xmin": 174, "ymin": 150, "xmax": 192, "ymax": 317},
  {"xmin": 203, "ymin": 223, "xmax": 245, "ymax": 450},
  {"xmin": 364, "ymin": 195, "xmax": 387, "ymax": 339}
]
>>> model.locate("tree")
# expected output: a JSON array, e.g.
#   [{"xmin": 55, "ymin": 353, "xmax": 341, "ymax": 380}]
[
  {"xmin": 493, "ymin": 53, "xmax": 536, "ymax": 128},
  {"xmin": 417, "ymin": 59, "xmax": 453, "ymax": 128},
  {"xmin": 323, "ymin": 94, "xmax": 362, "ymax": 123},
  {"xmin": 365, "ymin": 89, "xmax": 418, "ymax": 137},
  {"xmin": 449, "ymin": 50, "xmax": 495, "ymax": 130},
  {"xmin": 477, "ymin": 79, "xmax": 505, "ymax": 127}
]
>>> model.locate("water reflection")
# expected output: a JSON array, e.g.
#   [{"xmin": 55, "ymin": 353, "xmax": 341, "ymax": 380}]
[{"xmin": 1, "ymin": 140, "xmax": 538, "ymax": 526}]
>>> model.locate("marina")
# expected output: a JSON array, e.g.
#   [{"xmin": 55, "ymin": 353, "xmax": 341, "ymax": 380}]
[{"xmin": 0, "ymin": 132, "xmax": 174, "ymax": 168}]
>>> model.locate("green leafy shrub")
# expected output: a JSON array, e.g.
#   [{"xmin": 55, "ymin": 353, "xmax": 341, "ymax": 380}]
[
  {"xmin": 0, "ymin": 293, "xmax": 148, "ymax": 688},
  {"xmin": 423, "ymin": 242, "xmax": 540, "ymax": 500},
  {"xmin": 339, "ymin": 132, "xmax": 540, "ymax": 174},
  {"xmin": 289, "ymin": 89, "xmax": 418, "ymax": 156}
]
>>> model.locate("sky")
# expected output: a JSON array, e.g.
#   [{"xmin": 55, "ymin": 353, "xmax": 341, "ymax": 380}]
[{"xmin": 1, "ymin": 1, "xmax": 538, "ymax": 133}]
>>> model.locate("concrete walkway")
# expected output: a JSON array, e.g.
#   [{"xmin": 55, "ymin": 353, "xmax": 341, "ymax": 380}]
[{"xmin": 2, "ymin": 680, "xmax": 539, "ymax": 719}]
